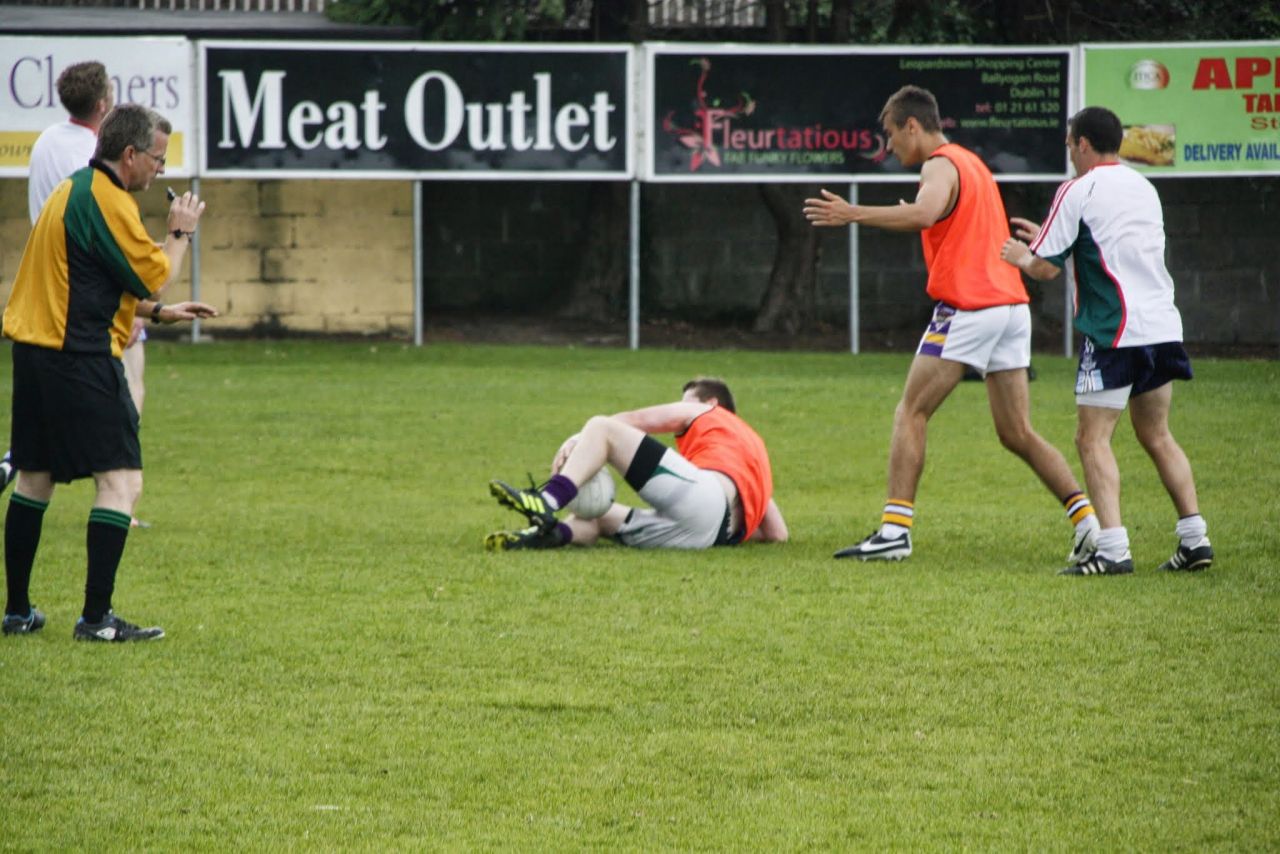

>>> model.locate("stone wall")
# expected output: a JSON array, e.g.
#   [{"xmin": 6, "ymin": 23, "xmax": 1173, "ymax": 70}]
[
  {"xmin": 1, "ymin": 174, "xmax": 1275, "ymax": 349},
  {"xmin": 0, "ymin": 178, "xmax": 415, "ymax": 337}
]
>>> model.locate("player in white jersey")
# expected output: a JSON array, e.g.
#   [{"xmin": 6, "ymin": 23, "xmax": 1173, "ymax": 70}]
[
  {"xmin": 1000, "ymin": 106, "xmax": 1212, "ymax": 577},
  {"xmin": 28, "ymin": 121, "xmax": 98, "ymax": 225}
]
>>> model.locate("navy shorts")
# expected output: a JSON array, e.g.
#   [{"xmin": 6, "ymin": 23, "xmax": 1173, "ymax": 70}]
[
  {"xmin": 1075, "ymin": 338, "xmax": 1193, "ymax": 397},
  {"xmin": 9, "ymin": 343, "xmax": 142, "ymax": 483}
]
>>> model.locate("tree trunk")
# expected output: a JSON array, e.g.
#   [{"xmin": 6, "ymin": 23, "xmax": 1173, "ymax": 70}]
[
  {"xmin": 553, "ymin": 0, "xmax": 644, "ymax": 322},
  {"xmin": 753, "ymin": 184, "xmax": 822, "ymax": 334},
  {"xmin": 763, "ymin": 0, "xmax": 786, "ymax": 41},
  {"xmin": 753, "ymin": 0, "xmax": 823, "ymax": 334},
  {"xmin": 830, "ymin": 0, "xmax": 852, "ymax": 39}
]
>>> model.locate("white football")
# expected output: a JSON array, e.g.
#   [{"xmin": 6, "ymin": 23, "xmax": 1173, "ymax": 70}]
[{"xmin": 566, "ymin": 468, "xmax": 616, "ymax": 519}]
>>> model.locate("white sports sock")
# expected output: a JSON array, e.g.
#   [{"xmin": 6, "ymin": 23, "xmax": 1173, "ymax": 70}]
[
  {"xmin": 1175, "ymin": 514, "xmax": 1208, "ymax": 547},
  {"xmin": 1095, "ymin": 526, "xmax": 1130, "ymax": 560}
]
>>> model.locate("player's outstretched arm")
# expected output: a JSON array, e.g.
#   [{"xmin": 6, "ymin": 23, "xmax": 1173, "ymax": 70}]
[
  {"xmin": 999, "ymin": 239, "xmax": 1062, "ymax": 282},
  {"xmin": 147, "ymin": 301, "xmax": 220, "ymax": 324},
  {"xmin": 802, "ymin": 189, "xmax": 856, "ymax": 227},
  {"xmin": 803, "ymin": 157, "xmax": 955, "ymax": 233}
]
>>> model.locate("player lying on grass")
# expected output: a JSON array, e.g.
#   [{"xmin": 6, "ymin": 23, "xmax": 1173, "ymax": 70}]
[{"xmin": 486, "ymin": 377, "xmax": 788, "ymax": 550}]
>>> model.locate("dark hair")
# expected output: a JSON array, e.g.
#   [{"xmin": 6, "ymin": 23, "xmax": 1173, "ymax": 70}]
[
  {"xmin": 880, "ymin": 85, "xmax": 942, "ymax": 133},
  {"xmin": 56, "ymin": 61, "xmax": 110, "ymax": 121},
  {"xmin": 683, "ymin": 377, "xmax": 736, "ymax": 413},
  {"xmin": 1068, "ymin": 106, "xmax": 1123, "ymax": 155},
  {"xmin": 95, "ymin": 104, "xmax": 171, "ymax": 162}
]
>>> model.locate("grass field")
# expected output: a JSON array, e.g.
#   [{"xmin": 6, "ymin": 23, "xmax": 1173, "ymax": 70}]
[{"xmin": 1, "ymin": 340, "xmax": 1277, "ymax": 850}]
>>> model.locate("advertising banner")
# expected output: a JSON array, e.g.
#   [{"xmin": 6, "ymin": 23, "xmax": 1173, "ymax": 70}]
[
  {"xmin": 1083, "ymin": 42, "xmax": 1280, "ymax": 176},
  {"xmin": 0, "ymin": 36, "xmax": 195, "ymax": 177},
  {"xmin": 201, "ymin": 42, "xmax": 632, "ymax": 179},
  {"xmin": 647, "ymin": 45, "xmax": 1073, "ymax": 182}
]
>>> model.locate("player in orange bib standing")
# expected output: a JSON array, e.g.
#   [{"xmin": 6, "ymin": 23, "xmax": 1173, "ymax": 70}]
[
  {"xmin": 804, "ymin": 85, "xmax": 1098, "ymax": 564},
  {"xmin": 486, "ymin": 377, "xmax": 787, "ymax": 551}
]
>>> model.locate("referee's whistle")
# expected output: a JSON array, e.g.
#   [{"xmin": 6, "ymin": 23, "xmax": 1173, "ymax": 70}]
[{"xmin": 166, "ymin": 187, "xmax": 177, "ymax": 202}]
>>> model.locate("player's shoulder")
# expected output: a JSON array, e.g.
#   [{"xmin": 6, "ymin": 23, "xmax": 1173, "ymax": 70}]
[
  {"xmin": 920, "ymin": 150, "xmax": 961, "ymax": 184},
  {"xmin": 1079, "ymin": 163, "xmax": 1153, "ymax": 200}
]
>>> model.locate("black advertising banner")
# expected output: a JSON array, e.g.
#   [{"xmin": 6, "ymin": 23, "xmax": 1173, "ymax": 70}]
[
  {"xmin": 649, "ymin": 47, "xmax": 1072, "ymax": 181},
  {"xmin": 201, "ymin": 42, "xmax": 631, "ymax": 179}
]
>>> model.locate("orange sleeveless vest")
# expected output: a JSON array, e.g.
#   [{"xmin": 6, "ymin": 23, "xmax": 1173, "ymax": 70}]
[
  {"xmin": 920, "ymin": 143, "xmax": 1028, "ymax": 310},
  {"xmin": 675, "ymin": 407, "xmax": 772, "ymax": 541}
]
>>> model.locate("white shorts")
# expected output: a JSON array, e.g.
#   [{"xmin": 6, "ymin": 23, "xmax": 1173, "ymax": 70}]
[
  {"xmin": 615, "ymin": 446, "xmax": 728, "ymax": 550},
  {"xmin": 916, "ymin": 302, "xmax": 1031, "ymax": 375}
]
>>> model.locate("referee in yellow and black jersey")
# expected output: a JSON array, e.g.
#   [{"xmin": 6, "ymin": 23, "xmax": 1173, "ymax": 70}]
[{"xmin": 1, "ymin": 103, "xmax": 218, "ymax": 642}]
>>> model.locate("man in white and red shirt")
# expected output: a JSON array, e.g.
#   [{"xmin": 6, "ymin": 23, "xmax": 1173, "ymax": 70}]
[
  {"xmin": 1001, "ymin": 106, "xmax": 1212, "ymax": 577},
  {"xmin": 27, "ymin": 62, "xmax": 113, "ymax": 224}
]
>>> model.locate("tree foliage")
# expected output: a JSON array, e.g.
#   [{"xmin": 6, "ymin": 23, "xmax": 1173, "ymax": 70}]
[
  {"xmin": 325, "ymin": 0, "xmax": 568, "ymax": 39},
  {"xmin": 328, "ymin": 0, "xmax": 1280, "ymax": 44}
]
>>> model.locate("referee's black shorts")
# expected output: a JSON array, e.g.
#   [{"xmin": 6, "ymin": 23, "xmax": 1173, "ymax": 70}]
[{"xmin": 9, "ymin": 342, "xmax": 142, "ymax": 483}]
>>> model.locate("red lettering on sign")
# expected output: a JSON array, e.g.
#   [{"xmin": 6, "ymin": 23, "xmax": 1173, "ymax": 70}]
[
  {"xmin": 1236, "ymin": 57, "xmax": 1272, "ymax": 89},
  {"xmin": 1196, "ymin": 57, "xmax": 1280, "ymax": 89},
  {"xmin": 1193, "ymin": 58, "xmax": 1232, "ymax": 89}
]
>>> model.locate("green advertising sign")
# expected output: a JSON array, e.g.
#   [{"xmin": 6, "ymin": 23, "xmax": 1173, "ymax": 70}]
[{"xmin": 1083, "ymin": 41, "xmax": 1280, "ymax": 176}]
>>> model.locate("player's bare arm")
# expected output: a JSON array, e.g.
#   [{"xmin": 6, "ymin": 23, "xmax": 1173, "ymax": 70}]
[
  {"xmin": 803, "ymin": 156, "xmax": 956, "ymax": 232},
  {"xmin": 136, "ymin": 299, "xmax": 219, "ymax": 323},
  {"xmin": 801, "ymin": 188, "xmax": 857, "ymax": 227},
  {"xmin": 1009, "ymin": 216, "xmax": 1042, "ymax": 243},
  {"xmin": 749, "ymin": 498, "xmax": 789, "ymax": 543},
  {"xmin": 615, "ymin": 401, "xmax": 712, "ymax": 436},
  {"xmin": 549, "ymin": 401, "xmax": 711, "ymax": 474},
  {"xmin": 999, "ymin": 238, "xmax": 1062, "ymax": 281}
]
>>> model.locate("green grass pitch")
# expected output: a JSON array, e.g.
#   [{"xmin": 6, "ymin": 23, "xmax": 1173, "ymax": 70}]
[{"xmin": 1, "ymin": 340, "xmax": 1277, "ymax": 849}]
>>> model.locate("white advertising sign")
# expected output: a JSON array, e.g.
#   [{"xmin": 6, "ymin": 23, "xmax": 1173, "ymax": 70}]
[{"xmin": 0, "ymin": 36, "xmax": 195, "ymax": 177}]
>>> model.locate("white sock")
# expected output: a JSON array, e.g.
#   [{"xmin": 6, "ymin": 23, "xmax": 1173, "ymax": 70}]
[
  {"xmin": 880, "ymin": 501, "xmax": 913, "ymax": 539},
  {"xmin": 1095, "ymin": 526, "xmax": 1130, "ymax": 560},
  {"xmin": 1175, "ymin": 514, "xmax": 1208, "ymax": 547}
]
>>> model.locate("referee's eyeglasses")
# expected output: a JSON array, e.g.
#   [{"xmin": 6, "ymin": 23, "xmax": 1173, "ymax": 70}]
[{"xmin": 137, "ymin": 148, "xmax": 167, "ymax": 169}]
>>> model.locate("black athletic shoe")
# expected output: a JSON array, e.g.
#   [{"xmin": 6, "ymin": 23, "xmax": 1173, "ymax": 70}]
[
  {"xmin": 73, "ymin": 611, "xmax": 165, "ymax": 642},
  {"xmin": 1157, "ymin": 538, "xmax": 1214, "ymax": 572},
  {"xmin": 834, "ymin": 530, "xmax": 912, "ymax": 561},
  {"xmin": 489, "ymin": 478, "xmax": 558, "ymax": 532},
  {"xmin": 484, "ymin": 524, "xmax": 566, "ymax": 551},
  {"xmin": 1059, "ymin": 553, "xmax": 1134, "ymax": 576},
  {"xmin": 2, "ymin": 606, "xmax": 45, "ymax": 635}
]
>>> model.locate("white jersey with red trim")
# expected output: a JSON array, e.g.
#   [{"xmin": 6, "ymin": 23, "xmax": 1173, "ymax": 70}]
[
  {"xmin": 28, "ymin": 120, "xmax": 98, "ymax": 225},
  {"xmin": 1030, "ymin": 162, "xmax": 1183, "ymax": 348}
]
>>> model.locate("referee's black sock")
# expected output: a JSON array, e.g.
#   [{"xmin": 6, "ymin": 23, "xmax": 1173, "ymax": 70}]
[
  {"xmin": 83, "ymin": 508, "xmax": 131, "ymax": 624},
  {"xmin": 4, "ymin": 493, "xmax": 49, "ymax": 617}
]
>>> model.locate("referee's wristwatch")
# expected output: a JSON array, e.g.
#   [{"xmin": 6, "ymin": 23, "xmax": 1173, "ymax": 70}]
[{"xmin": 170, "ymin": 228, "xmax": 194, "ymax": 240}]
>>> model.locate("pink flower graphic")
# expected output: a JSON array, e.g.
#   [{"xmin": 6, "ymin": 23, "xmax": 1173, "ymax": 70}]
[{"xmin": 662, "ymin": 58, "xmax": 756, "ymax": 172}]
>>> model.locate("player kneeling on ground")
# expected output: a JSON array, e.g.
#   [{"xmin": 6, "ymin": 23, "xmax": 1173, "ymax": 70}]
[{"xmin": 487, "ymin": 377, "xmax": 788, "ymax": 550}]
